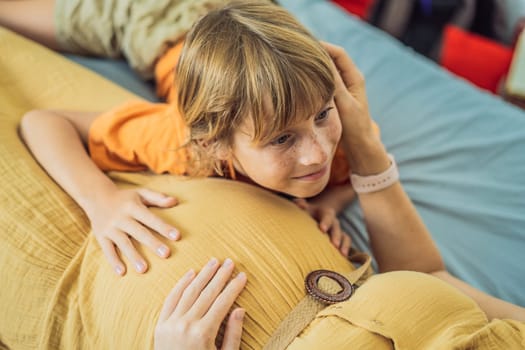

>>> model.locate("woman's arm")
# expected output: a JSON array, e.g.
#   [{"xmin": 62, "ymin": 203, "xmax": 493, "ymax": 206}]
[
  {"xmin": 19, "ymin": 110, "xmax": 180, "ymax": 275},
  {"xmin": 324, "ymin": 42, "xmax": 525, "ymax": 321},
  {"xmin": 0, "ymin": 0, "xmax": 61, "ymax": 51},
  {"xmin": 431, "ymin": 271, "xmax": 525, "ymax": 322},
  {"xmin": 323, "ymin": 42, "xmax": 443, "ymax": 273}
]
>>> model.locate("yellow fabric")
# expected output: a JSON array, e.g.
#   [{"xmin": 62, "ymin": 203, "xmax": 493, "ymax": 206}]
[
  {"xmin": 0, "ymin": 26, "xmax": 135, "ymax": 349},
  {"xmin": 70, "ymin": 174, "xmax": 358, "ymax": 349},
  {"xmin": 1, "ymin": 27, "xmax": 524, "ymax": 350},
  {"xmin": 290, "ymin": 271, "xmax": 525, "ymax": 349},
  {"xmin": 0, "ymin": 27, "xmax": 355, "ymax": 349}
]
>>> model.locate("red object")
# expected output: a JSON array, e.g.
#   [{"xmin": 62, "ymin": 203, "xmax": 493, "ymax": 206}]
[
  {"xmin": 331, "ymin": 0, "xmax": 375, "ymax": 19},
  {"xmin": 440, "ymin": 25, "xmax": 514, "ymax": 93}
]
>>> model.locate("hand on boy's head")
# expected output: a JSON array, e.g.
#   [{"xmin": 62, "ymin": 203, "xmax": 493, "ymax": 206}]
[
  {"xmin": 321, "ymin": 41, "xmax": 367, "ymax": 105},
  {"xmin": 87, "ymin": 187, "xmax": 181, "ymax": 276},
  {"xmin": 320, "ymin": 41, "xmax": 378, "ymax": 150}
]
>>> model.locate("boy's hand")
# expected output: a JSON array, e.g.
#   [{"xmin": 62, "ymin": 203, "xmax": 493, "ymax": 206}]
[
  {"xmin": 294, "ymin": 197, "xmax": 352, "ymax": 257},
  {"xmin": 86, "ymin": 187, "xmax": 180, "ymax": 276}
]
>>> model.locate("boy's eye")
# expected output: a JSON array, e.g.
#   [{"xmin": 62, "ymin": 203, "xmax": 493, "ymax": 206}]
[
  {"xmin": 315, "ymin": 107, "xmax": 333, "ymax": 122},
  {"xmin": 270, "ymin": 133, "xmax": 292, "ymax": 146}
]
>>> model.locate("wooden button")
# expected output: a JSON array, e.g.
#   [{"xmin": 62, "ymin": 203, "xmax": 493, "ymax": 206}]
[{"xmin": 305, "ymin": 269, "xmax": 354, "ymax": 304}]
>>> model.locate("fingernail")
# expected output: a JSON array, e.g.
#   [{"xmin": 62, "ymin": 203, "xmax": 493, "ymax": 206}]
[
  {"xmin": 184, "ymin": 269, "xmax": 195, "ymax": 279},
  {"xmin": 115, "ymin": 266, "xmax": 125, "ymax": 275},
  {"xmin": 208, "ymin": 257, "xmax": 218, "ymax": 267},
  {"xmin": 168, "ymin": 229, "xmax": 179, "ymax": 240},
  {"xmin": 135, "ymin": 261, "xmax": 146, "ymax": 272},
  {"xmin": 223, "ymin": 258, "xmax": 233, "ymax": 267},
  {"xmin": 236, "ymin": 272, "xmax": 246, "ymax": 281},
  {"xmin": 157, "ymin": 246, "xmax": 169, "ymax": 257},
  {"xmin": 235, "ymin": 308, "xmax": 245, "ymax": 321}
]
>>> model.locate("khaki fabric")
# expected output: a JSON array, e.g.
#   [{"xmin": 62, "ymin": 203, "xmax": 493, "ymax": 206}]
[
  {"xmin": 54, "ymin": 0, "xmax": 228, "ymax": 78},
  {"xmin": 1, "ymin": 28, "xmax": 524, "ymax": 350}
]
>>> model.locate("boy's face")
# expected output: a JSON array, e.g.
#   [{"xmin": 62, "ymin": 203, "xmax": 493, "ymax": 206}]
[{"xmin": 230, "ymin": 98, "xmax": 342, "ymax": 198}]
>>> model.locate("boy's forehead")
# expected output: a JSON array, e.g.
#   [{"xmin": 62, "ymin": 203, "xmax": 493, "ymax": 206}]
[
  {"xmin": 236, "ymin": 118, "xmax": 255, "ymax": 137},
  {"xmin": 237, "ymin": 97, "xmax": 331, "ymax": 141}
]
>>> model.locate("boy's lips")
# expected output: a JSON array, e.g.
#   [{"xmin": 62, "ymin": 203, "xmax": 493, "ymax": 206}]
[{"xmin": 293, "ymin": 165, "xmax": 329, "ymax": 181}]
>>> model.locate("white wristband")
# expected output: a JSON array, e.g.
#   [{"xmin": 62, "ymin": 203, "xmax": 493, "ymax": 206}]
[{"xmin": 350, "ymin": 154, "xmax": 399, "ymax": 194}]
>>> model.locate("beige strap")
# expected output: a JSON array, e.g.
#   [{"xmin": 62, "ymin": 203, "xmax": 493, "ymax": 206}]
[
  {"xmin": 263, "ymin": 252, "xmax": 373, "ymax": 350},
  {"xmin": 350, "ymin": 154, "xmax": 399, "ymax": 194}
]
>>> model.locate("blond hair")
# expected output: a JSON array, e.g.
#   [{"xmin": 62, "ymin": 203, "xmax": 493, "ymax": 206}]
[{"xmin": 176, "ymin": 0, "xmax": 335, "ymax": 176}]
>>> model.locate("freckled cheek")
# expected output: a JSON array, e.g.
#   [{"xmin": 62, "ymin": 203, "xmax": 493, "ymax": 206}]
[
  {"xmin": 317, "ymin": 124, "xmax": 342, "ymax": 158},
  {"xmin": 253, "ymin": 151, "xmax": 296, "ymax": 184},
  {"xmin": 277, "ymin": 150, "xmax": 297, "ymax": 176},
  {"xmin": 261, "ymin": 149, "xmax": 298, "ymax": 184},
  {"xmin": 327, "ymin": 118, "xmax": 343, "ymax": 143}
]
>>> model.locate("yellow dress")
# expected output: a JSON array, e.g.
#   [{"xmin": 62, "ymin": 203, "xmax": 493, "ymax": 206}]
[{"xmin": 1, "ymin": 27, "xmax": 524, "ymax": 350}]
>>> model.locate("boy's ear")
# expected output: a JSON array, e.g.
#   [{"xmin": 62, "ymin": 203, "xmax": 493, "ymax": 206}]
[
  {"xmin": 214, "ymin": 143, "xmax": 231, "ymax": 161},
  {"xmin": 198, "ymin": 139, "xmax": 231, "ymax": 161}
]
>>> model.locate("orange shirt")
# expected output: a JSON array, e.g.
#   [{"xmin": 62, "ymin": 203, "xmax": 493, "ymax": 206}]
[
  {"xmin": 154, "ymin": 41, "xmax": 184, "ymax": 103},
  {"xmin": 88, "ymin": 42, "xmax": 379, "ymax": 186},
  {"xmin": 89, "ymin": 101, "xmax": 190, "ymax": 174}
]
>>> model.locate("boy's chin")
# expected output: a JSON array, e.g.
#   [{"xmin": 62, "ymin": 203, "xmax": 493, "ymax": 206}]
[{"xmin": 287, "ymin": 182, "xmax": 328, "ymax": 199}]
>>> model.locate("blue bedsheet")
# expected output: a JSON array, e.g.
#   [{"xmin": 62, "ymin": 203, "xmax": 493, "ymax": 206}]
[{"xmin": 66, "ymin": 0, "xmax": 525, "ymax": 306}]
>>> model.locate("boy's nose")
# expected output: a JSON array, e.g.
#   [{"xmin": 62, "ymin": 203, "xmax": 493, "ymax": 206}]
[{"xmin": 298, "ymin": 135, "xmax": 328, "ymax": 166}]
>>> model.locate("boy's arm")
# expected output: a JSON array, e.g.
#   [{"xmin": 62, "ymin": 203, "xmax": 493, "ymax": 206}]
[
  {"xmin": 311, "ymin": 184, "xmax": 355, "ymax": 214},
  {"xmin": 19, "ymin": 109, "xmax": 107, "ymax": 210},
  {"xmin": 19, "ymin": 110, "xmax": 180, "ymax": 275}
]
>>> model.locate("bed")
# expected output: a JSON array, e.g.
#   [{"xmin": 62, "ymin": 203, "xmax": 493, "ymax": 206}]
[{"xmin": 1, "ymin": 0, "xmax": 524, "ymax": 348}]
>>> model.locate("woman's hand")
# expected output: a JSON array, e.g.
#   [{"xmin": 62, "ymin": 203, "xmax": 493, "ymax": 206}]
[
  {"xmin": 86, "ymin": 187, "xmax": 180, "ymax": 276},
  {"xmin": 321, "ymin": 42, "xmax": 390, "ymax": 176},
  {"xmin": 321, "ymin": 43, "xmax": 445, "ymax": 274},
  {"xmin": 154, "ymin": 258, "xmax": 247, "ymax": 350},
  {"xmin": 321, "ymin": 42, "xmax": 373, "ymax": 139},
  {"xmin": 294, "ymin": 196, "xmax": 352, "ymax": 257}
]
